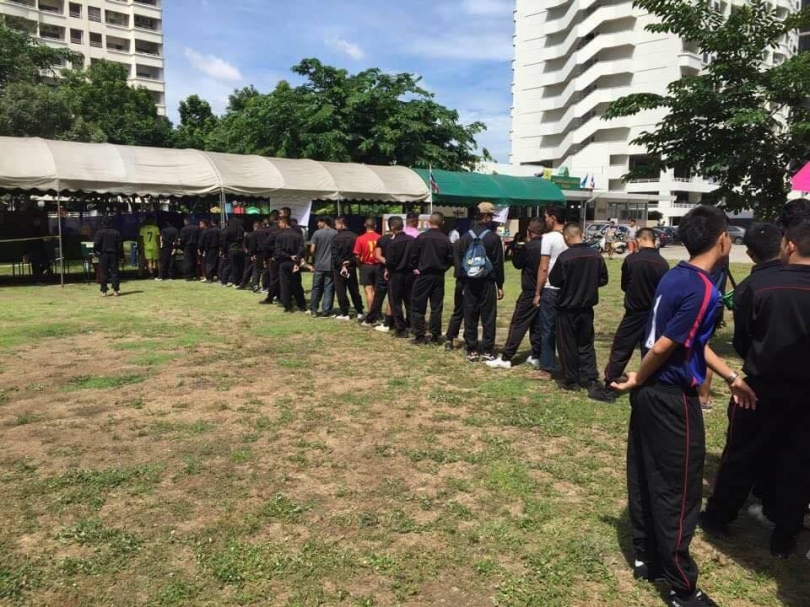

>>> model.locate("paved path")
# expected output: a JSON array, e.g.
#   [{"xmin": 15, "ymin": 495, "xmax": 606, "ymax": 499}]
[{"xmin": 657, "ymin": 244, "xmax": 752, "ymax": 265}]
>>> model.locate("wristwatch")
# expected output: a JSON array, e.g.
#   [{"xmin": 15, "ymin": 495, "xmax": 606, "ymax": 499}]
[{"xmin": 725, "ymin": 371, "xmax": 739, "ymax": 386}]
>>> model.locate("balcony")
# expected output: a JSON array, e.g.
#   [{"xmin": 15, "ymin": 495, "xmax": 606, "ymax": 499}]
[
  {"xmin": 134, "ymin": 15, "xmax": 161, "ymax": 32},
  {"xmin": 38, "ymin": 1, "xmax": 64, "ymax": 15},
  {"xmin": 39, "ymin": 24, "xmax": 66, "ymax": 41},
  {"xmin": 7, "ymin": 0, "xmax": 36, "ymax": 7},
  {"xmin": 134, "ymin": 40, "xmax": 161, "ymax": 56},
  {"xmin": 107, "ymin": 35, "xmax": 130, "ymax": 53},
  {"xmin": 134, "ymin": 0, "xmax": 160, "ymax": 6},
  {"xmin": 89, "ymin": 33, "xmax": 103, "ymax": 48},
  {"xmin": 88, "ymin": 8, "xmax": 101, "ymax": 22},
  {"xmin": 105, "ymin": 10, "xmax": 130, "ymax": 28}
]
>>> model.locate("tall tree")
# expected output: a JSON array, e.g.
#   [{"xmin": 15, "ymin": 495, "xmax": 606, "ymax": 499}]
[
  {"xmin": 604, "ymin": 0, "xmax": 810, "ymax": 217},
  {"xmin": 0, "ymin": 18, "xmax": 80, "ymax": 88},
  {"xmin": 62, "ymin": 61, "xmax": 173, "ymax": 147},
  {"xmin": 207, "ymin": 59, "xmax": 485, "ymax": 170},
  {"xmin": 175, "ymin": 94, "xmax": 217, "ymax": 149}
]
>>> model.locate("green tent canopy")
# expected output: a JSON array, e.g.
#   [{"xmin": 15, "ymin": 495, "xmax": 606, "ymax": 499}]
[{"xmin": 412, "ymin": 168, "xmax": 565, "ymax": 207}]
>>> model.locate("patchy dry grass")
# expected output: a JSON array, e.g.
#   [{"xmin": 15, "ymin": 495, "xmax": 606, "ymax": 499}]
[{"xmin": 0, "ymin": 262, "xmax": 806, "ymax": 607}]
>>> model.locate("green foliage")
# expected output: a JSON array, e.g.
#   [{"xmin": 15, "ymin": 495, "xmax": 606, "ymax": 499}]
[
  {"xmin": 206, "ymin": 58, "xmax": 485, "ymax": 170},
  {"xmin": 604, "ymin": 0, "xmax": 810, "ymax": 217},
  {"xmin": 174, "ymin": 94, "xmax": 218, "ymax": 149},
  {"xmin": 0, "ymin": 18, "xmax": 80, "ymax": 88}
]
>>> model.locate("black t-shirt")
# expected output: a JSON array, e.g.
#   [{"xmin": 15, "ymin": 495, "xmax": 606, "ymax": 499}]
[{"xmin": 160, "ymin": 226, "xmax": 178, "ymax": 250}]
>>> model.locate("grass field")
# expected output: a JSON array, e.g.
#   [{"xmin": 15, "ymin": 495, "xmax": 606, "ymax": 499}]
[{"xmin": 0, "ymin": 261, "xmax": 807, "ymax": 607}]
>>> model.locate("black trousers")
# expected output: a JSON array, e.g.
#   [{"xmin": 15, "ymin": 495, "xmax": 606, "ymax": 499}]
[
  {"xmin": 445, "ymin": 278, "xmax": 464, "ymax": 340},
  {"xmin": 463, "ymin": 280, "xmax": 497, "ymax": 353},
  {"xmin": 411, "ymin": 273, "xmax": 445, "ymax": 339},
  {"xmin": 279, "ymin": 260, "xmax": 306, "ymax": 310},
  {"xmin": 265, "ymin": 260, "xmax": 280, "ymax": 301},
  {"xmin": 98, "ymin": 252, "xmax": 120, "ymax": 293},
  {"xmin": 159, "ymin": 248, "xmax": 175, "ymax": 279},
  {"xmin": 501, "ymin": 291, "xmax": 542, "ymax": 361},
  {"xmin": 228, "ymin": 249, "xmax": 244, "ymax": 285},
  {"xmin": 706, "ymin": 382, "xmax": 809, "ymax": 536},
  {"xmin": 556, "ymin": 308, "xmax": 598, "ymax": 385},
  {"xmin": 219, "ymin": 254, "xmax": 231, "ymax": 285},
  {"xmin": 240, "ymin": 257, "xmax": 255, "ymax": 288},
  {"xmin": 204, "ymin": 250, "xmax": 219, "ymax": 281},
  {"xmin": 628, "ymin": 384, "xmax": 704, "ymax": 596},
  {"xmin": 388, "ymin": 271, "xmax": 413, "ymax": 333},
  {"xmin": 365, "ymin": 271, "xmax": 389, "ymax": 324},
  {"xmin": 183, "ymin": 246, "xmax": 197, "ymax": 280},
  {"xmin": 334, "ymin": 267, "xmax": 364, "ymax": 316},
  {"xmin": 604, "ymin": 310, "xmax": 649, "ymax": 383}
]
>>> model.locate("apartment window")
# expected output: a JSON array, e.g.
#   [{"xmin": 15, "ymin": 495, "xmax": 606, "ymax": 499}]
[
  {"xmin": 89, "ymin": 32, "xmax": 102, "ymax": 48},
  {"xmin": 39, "ymin": 24, "xmax": 65, "ymax": 41},
  {"xmin": 106, "ymin": 10, "xmax": 130, "ymax": 27},
  {"xmin": 69, "ymin": 2, "xmax": 81, "ymax": 17},
  {"xmin": 70, "ymin": 28, "xmax": 82, "ymax": 44},
  {"xmin": 88, "ymin": 6, "xmax": 101, "ymax": 22},
  {"xmin": 38, "ymin": 0, "xmax": 64, "ymax": 15},
  {"xmin": 134, "ymin": 15, "xmax": 160, "ymax": 31}
]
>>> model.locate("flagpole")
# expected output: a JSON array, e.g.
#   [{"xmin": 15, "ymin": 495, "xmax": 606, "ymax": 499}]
[{"xmin": 429, "ymin": 164, "xmax": 434, "ymax": 215}]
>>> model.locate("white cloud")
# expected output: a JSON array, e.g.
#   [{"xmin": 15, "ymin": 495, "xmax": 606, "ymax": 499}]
[
  {"xmin": 461, "ymin": 111, "xmax": 512, "ymax": 163},
  {"xmin": 183, "ymin": 48, "xmax": 243, "ymax": 82},
  {"xmin": 409, "ymin": 33, "xmax": 513, "ymax": 62},
  {"xmin": 461, "ymin": 0, "xmax": 515, "ymax": 16},
  {"xmin": 326, "ymin": 37, "xmax": 366, "ymax": 60}
]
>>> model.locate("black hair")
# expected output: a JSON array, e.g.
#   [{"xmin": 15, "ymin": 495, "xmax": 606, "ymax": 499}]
[
  {"xmin": 429, "ymin": 212, "xmax": 444, "ymax": 227},
  {"xmin": 406, "ymin": 212, "xmax": 419, "ymax": 221},
  {"xmin": 269, "ymin": 210, "xmax": 280, "ymax": 221},
  {"xmin": 389, "ymin": 216, "xmax": 404, "ymax": 231},
  {"xmin": 785, "ymin": 220, "xmax": 810, "ymax": 258},
  {"xmin": 280, "ymin": 207, "xmax": 292, "ymax": 217},
  {"xmin": 743, "ymin": 222, "xmax": 782, "ymax": 263},
  {"xmin": 101, "ymin": 217, "xmax": 112, "ymax": 229},
  {"xmin": 677, "ymin": 205, "xmax": 729, "ymax": 256},
  {"xmin": 562, "ymin": 222, "xmax": 582, "ymax": 238},
  {"xmin": 318, "ymin": 216, "xmax": 333, "ymax": 227},
  {"xmin": 365, "ymin": 218, "xmax": 377, "ymax": 230},
  {"xmin": 779, "ymin": 198, "xmax": 810, "ymax": 230},
  {"xmin": 335, "ymin": 215, "xmax": 347, "ymax": 226},
  {"xmin": 636, "ymin": 227, "xmax": 656, "ymax": 242},
  {"xmin": 527, "ymin": 218, "xmax": 545, "ymax": 234},
  {"xmin": 544, "ymin": 204, "xmax": 566, "ymax": 224}
]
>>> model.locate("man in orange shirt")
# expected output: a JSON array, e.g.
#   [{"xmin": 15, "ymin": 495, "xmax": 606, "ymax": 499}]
[{"xmin": 354, "ymin": 218, "xmax": 382, "ymax": 310}]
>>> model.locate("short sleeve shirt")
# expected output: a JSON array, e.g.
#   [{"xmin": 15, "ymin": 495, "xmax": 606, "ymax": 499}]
[
  {"xmin": 643, "ymin": 262, "xmax": 722, "ymax": 389},
  {"xmin": 311, "ymin": 227, "xmax": 337, "ymax": 271},
  {"xmin": 354, "ymin": 232, "xmax": 381, "ymax": 265},
  {"xmin": 541, "ymin": 231, "xmax": 567, "ymax": 291}
]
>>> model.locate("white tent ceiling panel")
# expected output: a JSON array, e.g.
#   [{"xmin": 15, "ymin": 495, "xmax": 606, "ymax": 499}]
[
  {"xmin": 0, "ymin": 137, "xmax": 430, "ymax": 203},
  {"xmin": 0, "ymin": 137, "xmax": 58, "ymax": 191}
]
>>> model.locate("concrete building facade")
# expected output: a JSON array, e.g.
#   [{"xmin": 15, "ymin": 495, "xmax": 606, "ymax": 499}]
[
  {"xmin": 0, "ymin": 0, "xmax": 165, "ymax": 115},
  {"xmin": 510, "ymin": 0, "xmax": 800, "ymax": 225}
]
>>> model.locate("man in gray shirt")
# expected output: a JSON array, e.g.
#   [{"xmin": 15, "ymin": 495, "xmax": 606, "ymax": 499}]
[{"xmin": 309, "ymin": 216, "xmax": 338, "ymax": 317}]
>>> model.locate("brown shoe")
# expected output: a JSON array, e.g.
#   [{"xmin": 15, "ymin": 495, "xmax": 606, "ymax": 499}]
[
  {"xmin": 536, "ymin": 370, "xmax": 553, "ymax": 381},
  {"xmin": 113, "ymin": 291, "xmax": 120, "ymax": 297}
]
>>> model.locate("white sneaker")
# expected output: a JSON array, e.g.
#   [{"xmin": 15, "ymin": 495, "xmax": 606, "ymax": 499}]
[
  {"xmin": 357, "ymin": 313, "xmax": 367, "ymax": 321},
  {"xmin": 336, "ymin": 315, "xmax": 351, "ymax": 321},
  {"xmin": 486, "ymin": 357, "xmax": 512, "ymax": 369},
  {"xmin": 360, "ymin": 321, "xmax": 375, "ymax": 328},
  {"xmin": 747, "ymin": 504, "xmax": 775, "ymax": 529},
  {"xmin": 200, "ymin": 278, "xmax": 207, "ymax": 283},
  {"xmin": 375, "ymin": 325, "xmax": 391, "ymax": 333},
  {"xmin": 526, "ymin": 356, "xmax": 541, "ymax": 368}
]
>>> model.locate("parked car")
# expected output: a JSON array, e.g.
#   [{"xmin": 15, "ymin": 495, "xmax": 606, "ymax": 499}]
[
  {"xmin": 652, "ymin": 228, "xmax": 671, "ymax": 248},
  {"xmin": 728, "ymin": 225, "xmax": 747, "ymax": 245}
]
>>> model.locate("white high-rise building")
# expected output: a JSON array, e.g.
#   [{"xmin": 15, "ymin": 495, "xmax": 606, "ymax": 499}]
[
  {"xmin": 0, "ymin": 0, "xmax": 165, "ymax": 115},
  {"xmin": 511, "ymin": 0, "xmax": 800, "ymax": 225}
]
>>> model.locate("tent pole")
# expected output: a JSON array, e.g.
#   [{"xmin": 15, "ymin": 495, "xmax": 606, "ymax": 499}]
[
  {"xmin": 57, "ymin": 186, "xmax": 65, "ymax": 288},
  {"xmin": 220, "ymin": 190, "xmax": 226, "ymax": 225}
]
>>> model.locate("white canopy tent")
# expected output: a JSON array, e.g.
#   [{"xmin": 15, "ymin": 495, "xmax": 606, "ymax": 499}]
[{"xmin": 0, "ymin": 137, "xmax": 431, "ymax": 285}]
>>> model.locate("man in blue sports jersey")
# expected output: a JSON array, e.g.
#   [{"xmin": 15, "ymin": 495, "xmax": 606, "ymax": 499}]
[{"xmin": 613, "ymin": 206, "xmax": 757, "ymax": 607}]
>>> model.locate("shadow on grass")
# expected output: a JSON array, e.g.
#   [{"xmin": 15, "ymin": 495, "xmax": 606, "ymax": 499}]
[{"xmin": 605, "ymin": 457, "xmax": 810, "ymax": 607}]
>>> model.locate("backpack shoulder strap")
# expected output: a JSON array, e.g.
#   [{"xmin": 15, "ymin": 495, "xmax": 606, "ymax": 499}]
[
  {"xmin": 478, "ymin": 229, "xmax": 490, "ymax": 238},
  {"xmin": 467, "ymin": 229, "xmax": 478, "ymax": 239}
]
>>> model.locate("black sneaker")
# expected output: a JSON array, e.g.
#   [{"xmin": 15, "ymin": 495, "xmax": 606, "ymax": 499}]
[
  {"xmin": 410, "ymin": 337, "xmax": 429, "ymax": 346},
  {"xmin": 770, "ymin": 529, "xmax": 797, "ymax": 559},
  {"xmin": 467, "ymin": 351, "xmax": 480, "ymax": 363},
  {"xmin": 394, "ymin": 331, "xmax": 410, "ymax": 339},
  {"xmin": 699, "ymin": 511, "xmax": 731, "ymax": 539},
  {"xmin": 480, "ymin": 352, "xmax": 495, "ymax": 363},
  {"xmin": 588, "ymin": 381, "xmax": 616, "ymax": 403},
  {"xmin": 444, "ymin": 339, "xmax": 455, "ymax": 352},
  {"xmin": 556, "ymin": 381, "xmax": 581, "ymax": 392},
  {"xmin": 669, "ymin": 590, "xmax": 719, "ymax": 607},
  {"xmin": 259, "ymin": 299, "xmax": 274, "ymax": 305},
  {"xmin": 632, "ymin": 560, "xmax": 665, "ymax": 582}
]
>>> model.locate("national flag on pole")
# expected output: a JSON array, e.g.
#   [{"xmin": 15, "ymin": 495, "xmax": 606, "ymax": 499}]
[
  {"xmin": 589, "ymin": 175, "xmax": 596, "ymax": 190},
  {"xmin": 429, "ymin": 169, "xmax": 440, "ymax": 195},
  {"xmin": 580, "ymin": 174, "xmax": 589, "ymax": 189}
]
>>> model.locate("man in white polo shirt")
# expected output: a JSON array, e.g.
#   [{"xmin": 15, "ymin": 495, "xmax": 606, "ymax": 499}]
[{"xmin": 532, "ymin": 204, "xmax": 568, "ymax": 378}]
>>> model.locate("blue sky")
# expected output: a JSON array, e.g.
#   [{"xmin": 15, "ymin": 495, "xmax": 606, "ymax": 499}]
[{"xmin": 163, "ymin": 0, "xmax": 515, "ymax": 161}]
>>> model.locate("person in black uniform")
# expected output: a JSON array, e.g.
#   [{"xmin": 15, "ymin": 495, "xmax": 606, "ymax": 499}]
[
  {"xmin": 179, "ymin": 216, "xmax": 200, "ymax": 281},
  {"xmin": 385, "ymin": 217, "xmax": 415, "ymax": 338},
  {"xmin": 197, "ymin": 220, "xmax": 209, "ymax": 281},
  {"xmin": 202, "ymin": 219, "xmax": 221, "ymax": 283},
  {"xmin": 549, "ymin": 222, "xmax": 609, "ymax": 395},
  {"xmin": 223, "ymin": 217, "xmax": 245, "ymax": 288},
  {"xmin": 260, "ymin": 212, "xmax": 282, "ymax": 304},
  {"xmin": 487, "ymin": 217, "xmax": 546, "ymax": 369},
  {"xmin": 93, "ymin": 217, "xmax": 123, "ymax": 296},
  {"xmin": 273, "ymin": 215, "xmax": 307, "ymax": 312},
  {"xmin": 702, "ymin": 222, "xmax": 809, "ymax": 558},
  {"xmin": 237, "ymin": 220, "xmax": 261, "ymax": 291},
  {"xmin": 158, "ymin": 221, "xmax": 179, "ymax": 281},
  {"xmin": 332, "ymin": 216, "xmax": 365, "ymax": 320},
  {"xmin": 457, "ymin": 202, "xmax": 505, "ymax": 363},
  {"xmin": 361, "ymin": 220, "xmax": 395, "ymax": 330},
  {"xmin": 253, "ymin": 220, "xmax": 271, "ymax": 292},
  {"xmin": 409, "ymin": 212, "xmax": 453, "ymax": 345},
  {"xmin": 599, "ymin": 228, "xmax": 669, "ymax": 400},
  {"xmin": 444, "ymin": 238, "xmax": 466, "ymax": 352}
]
